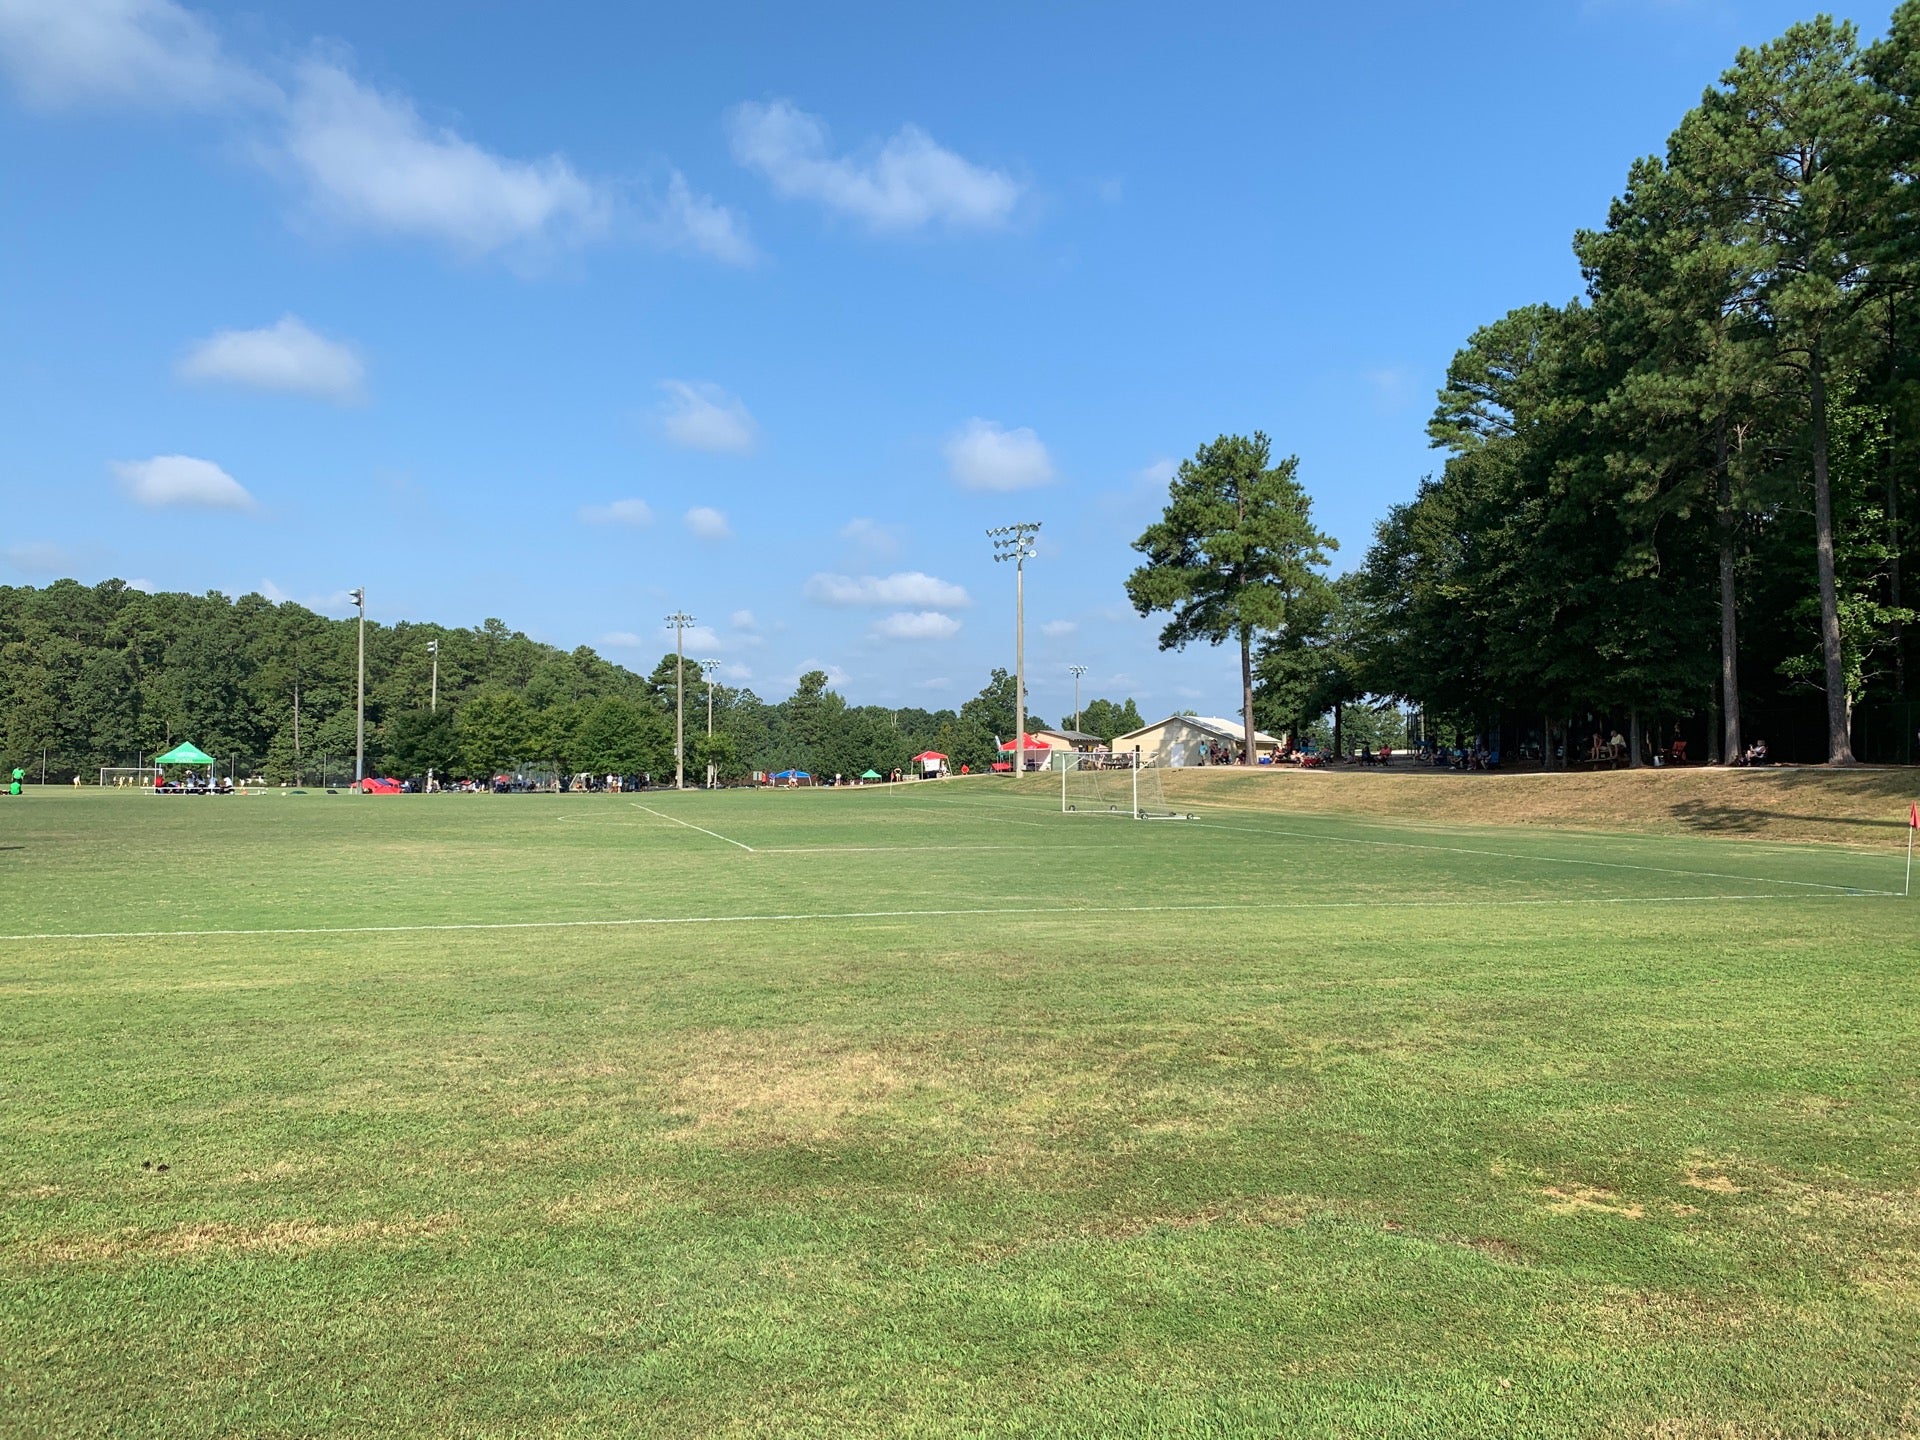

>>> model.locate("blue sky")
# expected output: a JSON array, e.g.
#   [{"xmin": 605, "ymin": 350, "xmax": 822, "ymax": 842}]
[{"xmin": 0, "ymin": 0, "xmax": 1886, "ymax": 723}]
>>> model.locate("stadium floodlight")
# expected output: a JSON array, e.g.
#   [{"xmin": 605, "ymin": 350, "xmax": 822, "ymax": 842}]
[
  {"xmin": 427, "ymin": 639, "xmax": 439, "ymax": 714},
  {"xmin": 700, "ymin": 659, "xmax": 721, "ymax": 788},
  {"xmin": 988, "ymin": 523, "xmax": 1041, "ymax": 778},
  {"xmin": 348, "ymin": 587, "xmax": 366, "ymax": 787},
  {"xmin": 1068, "ymin": 664, "xmax": 1088, "ymax": 734},
  {"xmin": 665, "ymin": 611, "xmax": 696, "ymax": 789}
]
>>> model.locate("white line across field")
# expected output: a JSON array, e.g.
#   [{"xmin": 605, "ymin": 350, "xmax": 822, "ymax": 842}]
[
  {"xmin": 0, "ymin": 890, "xmax": 1891, "ymax": 945},
  {"xmin": 628, "ymin": 803, "xmax": 755, "ymax": 851}
]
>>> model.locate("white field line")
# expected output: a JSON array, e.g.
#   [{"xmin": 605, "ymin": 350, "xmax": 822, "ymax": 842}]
[
  {"xmin": 1180, "ymin": 819, "xmax": 1900, "ymax": 896},
  {"xmin": 0, "ymin": 891, "xmax": 1886, "ymax": 945},
  {"xmin": 628, "ymin": 803, "xmax": 754, "ymax": 851}
]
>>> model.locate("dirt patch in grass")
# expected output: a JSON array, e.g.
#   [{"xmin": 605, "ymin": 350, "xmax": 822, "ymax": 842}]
[
  {"xmin": 1152, "ymin": 766, "xmax": 1918, "ymax": 848},
  {"xmin": 18, "ymin": 1211, "xmax": 459, "ymax": 1265},
  {"xmin": 668, "ymin": 1034, "xmax": 946, "ymax": 1142},
  {"xmin": 1684, "ymin": 1168, "xmax": 1744, "ymax": 1195},
  {"xmin": 1542, "ymin": 1184, "xmax": 1646, "ymax": 1219}
]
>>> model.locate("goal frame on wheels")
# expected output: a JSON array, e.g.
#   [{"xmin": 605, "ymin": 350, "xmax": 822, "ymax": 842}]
[{"xmin": 1059, "ymin": 750, "xmax": 1192, "ymax": 820}]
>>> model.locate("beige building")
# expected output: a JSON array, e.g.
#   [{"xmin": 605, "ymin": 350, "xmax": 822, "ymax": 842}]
[
  {"xmin": 1030, "ymin": 727, "xmax": 1103, "ymax": 752},
  {"xmin": 1107, "ymin": 714, "xmax": 1282, "ymax": 767}
]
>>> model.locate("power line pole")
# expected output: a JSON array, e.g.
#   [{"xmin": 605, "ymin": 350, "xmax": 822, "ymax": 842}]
[
  {"xmin": 428, "ymin": 639, "xmax": 439, "ymax": 712},
  {"xmin": 349, "ymin": 587, "xmax": 366, "ymax": 788},
  {"xmin": 665, "ymin": 611, "xmax": 695, "ymax": 790},
  {"xmin": 701, "ymin": 658, "xmax": 720, "ymax": 789},
  {"xmin": 989, "ymin": 523, "xmax": 1041, "ymax": 776},
  {"xmin": 1069, "ymin": 664, "xmax": 1087, "ymax": 734}
]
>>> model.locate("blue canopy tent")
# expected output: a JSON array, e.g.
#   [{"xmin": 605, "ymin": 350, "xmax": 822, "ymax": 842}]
[{"xmin": 771, "ymin": 769, "xmax": 812, "ymax": 783}]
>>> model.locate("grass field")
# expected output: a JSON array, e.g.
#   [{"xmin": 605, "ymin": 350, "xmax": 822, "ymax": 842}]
[{"xmin": 3, "ymin": 775, "xmax": 1917, "ymax": 1437}]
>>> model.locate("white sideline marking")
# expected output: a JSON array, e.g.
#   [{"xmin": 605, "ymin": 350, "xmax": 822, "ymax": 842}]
[
  {"xmin": 0, "ymin": 891, "xmax": 1886, "ymax": 945},
  {"xmin": 1181, "ymin": 820, "xmax": 1899, "ymax": 897},
  {"xmin": 629, "ymin": 803, "xmax": 754, "ymax": 851}
]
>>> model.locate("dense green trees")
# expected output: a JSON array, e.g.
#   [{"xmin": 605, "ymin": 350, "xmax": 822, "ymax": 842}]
[
  {"xmin": 1333, "ymin": 4, "xmax": 1918, "ymax": 764},
  {"xmin": 0, "ymin": 580, "xmax": 1151, "ymax": 784}
]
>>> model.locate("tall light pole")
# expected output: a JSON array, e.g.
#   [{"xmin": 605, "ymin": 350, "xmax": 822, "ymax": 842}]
[
  {"xmin": 665, "ymin": 611, "xmax": 695, "ymax": 789},
  {"xmin": 428, "ymin": 639, "xmax": 439, "ymax": 713},
  {"xmin": 988, "ymin": 523, "xmax": 1041, "ymax": 776},
  {"xmin": 349, "ymin": 587, "xmax": 366, "ymax": 787},
  {"xmin": 701, "ymin": 658, "xmax": 720, "ymax": 789},
  {"xmin": 1069, "ymin": 664, "xmax": 1088, "ymax": 734}
]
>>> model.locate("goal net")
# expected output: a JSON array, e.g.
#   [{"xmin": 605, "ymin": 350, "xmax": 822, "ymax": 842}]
[
  {"xmin": 1060, "ymin": 752, "xmax": 1187, "ymax": 819},
  {"xmin": 99, "ymin": 766, "xmax": 160, "ymax": 789}
]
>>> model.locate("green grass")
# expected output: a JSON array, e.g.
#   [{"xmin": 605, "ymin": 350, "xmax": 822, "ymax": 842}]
[{"xmin": 2, "ymin": 781, "xmax": 1917, "ymax": 1437}]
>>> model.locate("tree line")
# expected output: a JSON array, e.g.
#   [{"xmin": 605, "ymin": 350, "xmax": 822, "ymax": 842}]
[
  {"xmin": 0, "ymin": 579, "xmax": 1145, "ymax": 783},
  {"xmin": 1134, "ymin": 9, "xmax": 1920, "ymax": 766}
]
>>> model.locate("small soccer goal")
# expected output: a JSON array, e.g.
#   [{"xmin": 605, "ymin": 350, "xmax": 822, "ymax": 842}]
[
  {"xmin": 98, "ymin": 766, "xmax": 160, "ymax": 789},
  {"xmin": 1060, "ymin": 752, "xmax": 1192, "ymax": 820}
]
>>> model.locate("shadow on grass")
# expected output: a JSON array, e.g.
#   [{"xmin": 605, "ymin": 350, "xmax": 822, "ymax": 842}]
[{"xmin": 1666, "ymin": 800, "xmax": 1909, "ymax": 833}]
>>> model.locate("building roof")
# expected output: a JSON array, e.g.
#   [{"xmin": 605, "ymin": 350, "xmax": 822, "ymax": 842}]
[
  {"xmin": 1111, "ymin": 714, "xmax": 1282, "ymax": 747},
  {"xmin": 1034, "ymin": 727, "xmax": 1104, "ymax": 744}
]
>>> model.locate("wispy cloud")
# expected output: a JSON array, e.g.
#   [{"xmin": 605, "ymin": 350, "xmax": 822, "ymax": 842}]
[
  {"xmin": 659, "ymin": 381, "xmax": 758, "ymax": 454},
  {"xmin": 177, "ymin": 314, "xmax": 364, "ymax": 402},
  {"xmin": 684, "ymin": 506, "xmax": 732, "ymax": 540},
  {"xmin": 0, "ymin": 1, "xmax": 748, "ymax": 266},
  {"xmin": 598, "ymin": 630, "xmax": 644, "ymax": 649},
  {"xmin": 728, "ymin": 98, "xmax": 1022, "ymax": 232},
  {"xmin": 112, "ymin": 454, "xmax": 254, "ymax": 510},
  {"xmin": 945, "ymin": 418, "xmax": 1054, "ymax": 492},
  {"xmin": 839, "ymin": 516, "xmax": 899, "ymax": 556},
  {"xmin": 873, "ymin": 610, "xmax": 961, "ymax": 641},
  {"xmin": 1041, "ymin": 619, "xmax": 1078, "ymax": 639},
  {"xmin": 2, "ymin": 539, "xmax": 75, "ymax": 574},
  {"xmin": 804, "ymin": 571, "xmax": 970, "ymax": 608},
  {"xmin": 577, "ymin": 498, "xmax": 653, "ymax": 527},
  {"xmin": 0, "ymin": 0, "xmax": 271, "ymax": 111}
]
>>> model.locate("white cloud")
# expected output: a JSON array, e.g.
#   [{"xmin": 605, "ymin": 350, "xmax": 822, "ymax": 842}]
[
  {"xmin": 918, "ymin": 676, "xmax": 951, "ymax": 691},
  {"xmin": 275, "ymin": 60, "xmax": 610, "ymax": 257},
  {"xmin": 177, "ymin": 314, "xmax": 364, "ymax": 402},
  {"xmin": 1041, "ymin": 619, "xmax": 1078, "ymax": 639},
  {"xmin": 651, "ymin": 170, "xmax": 755, "ymax": 265},
  {"xmin": 597, "ymin": 630, "xmax": 644, "ymax": 648},
  {"xmin": 1365, "ymin": 366, "xmax": 1417, "ymax": 412},
  {"xmin": 0, "ymin": 0, "xmax": 270, "ymax": 110},
  {"xmin": 717, "ymin": 662, "xmax": 754, "ymax": 682},
  {"xmin": 1136, "ymin": 458, "xmax": 1177, "ymax": 487},
  {"xmin": 804, "ymin": 571, "xmax": 970, "ymax": 608},
  {"xmin": 112, "ymin": 454, "xmax": 254, "ymax": 510},
  {"xmin": 730, "ymin": 608, "xmax": 758, "ymax": 630},
  {"xmin": 125, "ymin": 576, "xmax": 154, "ymax": 592},
  {"xmin": 873, "ymin": 610, "xmax": 961, "ymax": 641},
  {"xmin": 728, "ymin": 98, "xmax": 1021, "ymax": 232},
  {"xmin": 577, "ymin": 498, "xmax": 653, "ymax": 527},
  {"xmin": 839, "ymin": 516, "xmax": 899, "ymax": 556},
  {"xmin": 684, "ymin": 506, "xmax": 732, "ymax": 540},
  {"xmin": 3, "ymin": 539, "xmax": 74, "ymax": 573},
  {"xmin": 659, "ymin": 381, "xmax": 757, "ymax": 454},
  {"xmin": 0, "ymin": 4, "xmax": 751, "ymax": 268},
  {"xmin": 945, "ymin": 418, "xmax": 1054, "ymax": 492}
]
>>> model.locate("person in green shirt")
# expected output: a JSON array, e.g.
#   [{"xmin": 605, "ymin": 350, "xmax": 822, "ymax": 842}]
[{"xmin": 8, "ymin": 768, "xmax": 22, "ymax": 797}]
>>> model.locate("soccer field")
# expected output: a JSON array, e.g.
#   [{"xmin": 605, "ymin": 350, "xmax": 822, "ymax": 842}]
[{"xmin": 3, "ymin": 781, "xmax": 1917, "ymax": 1437}]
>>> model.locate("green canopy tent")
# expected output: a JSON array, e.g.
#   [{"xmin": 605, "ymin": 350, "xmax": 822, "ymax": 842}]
[
  {"xmin": 860, "ymin": 769, "xmax": 881, "ymax": 780},
  {"xmin": 153, "ymin": 742, "xmax": 218, "ymax": 786}
]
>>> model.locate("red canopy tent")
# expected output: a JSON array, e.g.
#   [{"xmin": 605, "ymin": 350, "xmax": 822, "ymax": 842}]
[
  {"xmin": 997, "ymin": 735, "xmax": 1051, "ymax": 751},
  {"xmin": 911, "ymin": 751, "xmax": 948, "ymax": 761}
]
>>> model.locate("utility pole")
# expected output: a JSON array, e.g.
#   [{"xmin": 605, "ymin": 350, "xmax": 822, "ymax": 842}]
[
  {"xmin": 989, "ymin": 523, "xmax": 1041, "ymax": 776},
  {"xmin": 701, "ymin": 658, "xmax": 720, "ymax": 789},
  {"xmin": 1069, "ymin": 664, "xmax": 1088, "ymax": 734},
  {"xmin": 428, "ymin": 639, "xmax": 439, "ymax": 712},
  {"xmin": 349, "ymin": 587, "xmax": 366, "ymax": 787},
  {"xmin": 293, "ymin": 680, "xmax": 301, "ymax": 786},
  {"xmin": 665, "ymin": 611, "xmax": 695, "ymax": 789}
]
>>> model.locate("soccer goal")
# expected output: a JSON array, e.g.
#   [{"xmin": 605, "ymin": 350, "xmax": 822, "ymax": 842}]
[
  {"xmin": 1060, "ymin": 752, "xmax": 1191, "ymax": 819},
  {"xmin": 98, "ymin": 766, "xmax": 160, "ymax": 789}
]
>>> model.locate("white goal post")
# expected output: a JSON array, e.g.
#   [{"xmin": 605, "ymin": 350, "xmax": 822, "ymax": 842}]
[
  {"xmin": 1059, "ymin": 750, "xmax": 1191, "ymax": 820},
  {"xmin": 98, "ymin": 766, "xmax": 160, "ymax": 789}
]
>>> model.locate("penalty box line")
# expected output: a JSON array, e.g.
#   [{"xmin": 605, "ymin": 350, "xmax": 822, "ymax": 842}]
[
  {"xmin": 628, "ymin": 803, "xmax": 754, "ymax": 851},
  {"xmin": 0, "ymin": 890, "xmax": 1888, "ymax": 946}
]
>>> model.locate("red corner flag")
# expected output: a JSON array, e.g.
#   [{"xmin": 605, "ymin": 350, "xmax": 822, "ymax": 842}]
[{"xmin": 1911, "ymin": 802, "xmax": 1919, "ymax": 829}]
